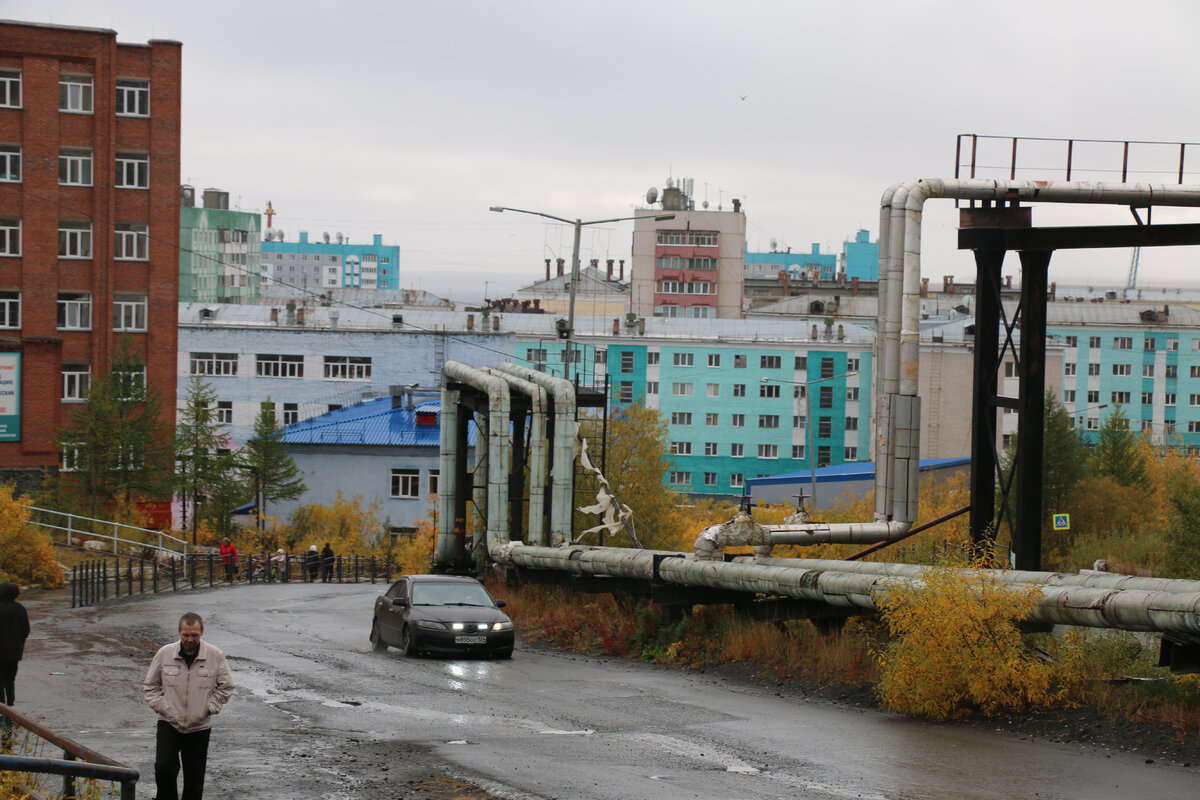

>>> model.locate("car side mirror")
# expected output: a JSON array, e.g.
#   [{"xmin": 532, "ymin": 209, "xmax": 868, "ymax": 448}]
[
  {"xmin": 391, "ymin": 597, "xmax": 409, "ymax": 607},
  {"xmin": 494, "ymin": 599, "xmax": 506, "ymax": 608}
]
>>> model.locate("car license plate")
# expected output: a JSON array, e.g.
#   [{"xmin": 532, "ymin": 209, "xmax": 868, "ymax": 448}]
[{"xmin": 455, "ymin": 635, "xmax": 487, "ymax": 644}]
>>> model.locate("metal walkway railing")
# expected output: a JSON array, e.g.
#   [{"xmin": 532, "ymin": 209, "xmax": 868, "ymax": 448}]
[{"xmin": 1, "ymin": 703, "xmax": 139, "ymax": 799}]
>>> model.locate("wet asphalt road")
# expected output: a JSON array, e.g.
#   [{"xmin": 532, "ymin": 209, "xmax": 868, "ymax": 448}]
[{"xmin": 11, "ymin": 582, "xmax": 1199, "ymax": 799}]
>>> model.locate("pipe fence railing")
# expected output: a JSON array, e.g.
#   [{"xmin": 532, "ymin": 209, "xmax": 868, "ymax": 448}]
[
  {"xmin": 71, "ymin": 553, "xmax": 399, "ymax": 608},
  {"xmin": 1, "ymin": 702, "xmax": 139, "ymax": 800},
  {"xmin": 27, "ymin": 505, "xmax": 188, "ymax": 559}
]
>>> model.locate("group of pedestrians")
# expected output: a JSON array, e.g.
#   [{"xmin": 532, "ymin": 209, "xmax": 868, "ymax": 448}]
[{"xmin": 217, "ymin": 539, "xmax": 337, "ymax": 583}]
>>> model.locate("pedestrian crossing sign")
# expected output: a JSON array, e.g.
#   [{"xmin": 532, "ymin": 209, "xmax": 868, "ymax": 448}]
[{"xmin": 1052, "ymin": 514, "xmax": 1070, "ymax": 531}]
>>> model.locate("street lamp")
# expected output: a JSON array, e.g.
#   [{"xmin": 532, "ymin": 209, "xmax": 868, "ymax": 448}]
[
  {"xmin": 762, "ymin": 371, "xmax": 858, "ymax": 511},
  {"xmin": 1074, "ymin": 402, "xmax": 1107, "ymax": 440},
  {"xmin": 489, "ymin": 205, "xmax": 674, "ymax": 379}
]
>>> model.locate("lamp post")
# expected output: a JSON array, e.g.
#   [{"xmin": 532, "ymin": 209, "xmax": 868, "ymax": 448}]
[
  {"xmin": 1075, "ymin": 402, "xmax": 1108, "ymax": 441},
  {"xmin": 763, "ymin": 371, "xmax": 857, "ymax": 511},
  {"xmin": 490, "ymin": 206, "xmax": 674, "ymax": 379}
]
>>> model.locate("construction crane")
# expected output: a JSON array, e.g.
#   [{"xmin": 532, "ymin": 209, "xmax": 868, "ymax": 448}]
[{"xmin": 1126, "ymin": 246, "xmax": 1141, "ymax": 294}]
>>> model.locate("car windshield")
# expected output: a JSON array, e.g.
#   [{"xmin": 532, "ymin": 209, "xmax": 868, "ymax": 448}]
[{"xmin": 411, "ymin": 582, "xmax": 494, "ymax": 607}]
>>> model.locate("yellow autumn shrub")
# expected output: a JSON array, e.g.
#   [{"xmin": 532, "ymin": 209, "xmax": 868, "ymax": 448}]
[
  {"xmin": 0, "ymin": 484, "xmax": 64, "ymax": 588},
  {"xmin": 873, "ymin": 565, "xmax": 1086, "ymax": 720}
]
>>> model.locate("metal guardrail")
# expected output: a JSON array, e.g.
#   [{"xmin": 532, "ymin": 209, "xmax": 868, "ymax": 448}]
[
  {"xmin": 26, "ymin": 505, "xmax": 188, "ymax": 559},
  {"xmin": 71, "ymin": 553, "xmax": 399, "ymax": 608},
  {"xmin": 1, "ymin": 703, "xmax": 139, "ymax": 799}
]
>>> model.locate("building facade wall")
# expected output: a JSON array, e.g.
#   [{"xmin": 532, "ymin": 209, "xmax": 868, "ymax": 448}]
[
  {"xmin": 179, "ymin": 205, "xmax": 261, "ymax": 303},
  {"xmin": 0, "ymin": 22, "xmax": 180, "ymax": 480},
  {"xmin": 631, "ymin": 208, "xmax": 746, "ymax": 320},
  {"xmin": 260, "ymin": 232, "xmax": 400, "ymax": 292}
]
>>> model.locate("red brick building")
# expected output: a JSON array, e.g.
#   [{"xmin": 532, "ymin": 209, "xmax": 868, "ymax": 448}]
[{"xmin": 0, "ymin": 20, "xmax": 181, "ymax": 492}]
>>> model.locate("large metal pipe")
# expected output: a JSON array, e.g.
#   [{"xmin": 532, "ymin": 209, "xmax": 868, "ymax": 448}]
[
  {"xmin": 436, "ymin": 383, "xmax": 460, "ymax": 564},
  {"xmin": 500, "ymin": 544, "xmax": 1200, "ymax": 641},
  {"xmin": 736, "ymin": 556, "xmax": 1200, "ymax": 595},
  {"xmin": 495, "ymin": 363, "xmax": 577, "ymax": 544},
  {"xmin": 483, "ymin": 367, "xmax": 548, "ymax": 545},
  {"xmin": 439, "ymin": 361, "xmax": 512, "ymax": 562},
  {"xmin": 874, "ymin": 184, "xmax": 900, "ymax": 523}
]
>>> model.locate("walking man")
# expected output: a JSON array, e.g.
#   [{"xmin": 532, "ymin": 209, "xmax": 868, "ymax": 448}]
[
  {"xmin": 144, "ymin": 612, "xmax": 234, "ymax": 800},
  {"xmin": 320, "ymin": 542, "xmax": 335, "ymax": 583},
  {"xmin": 0, "ymin": 581, "xmax": 30, "ymax": 706}
]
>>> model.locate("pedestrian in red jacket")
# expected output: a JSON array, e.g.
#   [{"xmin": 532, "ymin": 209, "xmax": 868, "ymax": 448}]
[{"xmin": 219, "ymin": 538, "xmax": 238, "ymax": 583}]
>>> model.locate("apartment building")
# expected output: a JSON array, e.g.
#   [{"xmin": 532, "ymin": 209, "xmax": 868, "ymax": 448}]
[
  {"xmin": 0, "ymin": 21, "xmax": 181, "ymax": 491},
  {"xmin": 260, "ymin": 231, "xmax": 400, "ymax": 292},
  {"xmin": 179, "ymin": 186, "xmax": 262, "ymax": 304}
]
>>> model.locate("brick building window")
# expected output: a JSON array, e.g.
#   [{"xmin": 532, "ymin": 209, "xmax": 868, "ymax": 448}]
[
  {"xmin": 112, "ymin": 294, "xmax": 147, "ymax": 331},
  {"xmin": 0, "ymin": 219, "xmax": 17, "ymax": 256},
  {"xmin": 58, "ymin": 221, "xmax": 92, "ymax": 258},
  {"xmin": 59, "ymin": 149, "xmax": 92, "ymax": 185},
  {"xmin": 62, "ymin": 365, "xmax": 90, "ymax": 401},
  {"xmin": 0, "ymin": 291, "xmax": 18, "ymax": 328},
  {"xmin": 0, "ymin": 146, "xmax": 19, "ymax": 182},
  {"xmin": 115, "ymin": 153, "xmax": 149, "ymax": 188},
  {"xmin": 56, "ymin": 292, "xmax": 91, "ymax": 330},
  {"xmin": 59, "ymin": 74, "xmax": 93, "ymax": 113},
  {"xmin": 324, "ymin": 355, "xmax": 371, "ymax": 380},
  {"xmin": 114, "ymin": 367, "xmax": 145, "ymax": 399},
  {"xmin": 391, "ymin": 468, "xmax": 420, "ymax": 499},
  {"xmin": 0, "ymin": 70, "xmax": 20, "ymax": 108},
  {"xmin": 114, "ymin": 223, "xmax": 149, "ymax": 260},
  {"xmin": 190, "ymin": 352, "xmax": 238, "ymax": 376},
  {"xmin": 256, "ymin": 354, "xmax": 304, "ymax": 378},
  {"xmin": 115, "ymin": 80, "xmax": 149, "ymax": 116}
]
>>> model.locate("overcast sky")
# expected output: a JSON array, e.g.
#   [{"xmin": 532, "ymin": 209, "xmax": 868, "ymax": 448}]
[{"xmin": 11, "ymin": 1, "xmax": 1200, "ymax": 305}]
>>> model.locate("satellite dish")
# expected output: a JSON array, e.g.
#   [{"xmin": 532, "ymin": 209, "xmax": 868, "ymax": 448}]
[
  {"xmin": 645, "ymin": 187, "xmax": 659, "ymax": 205},
  {"xmin": 323, "ymin": 232, "xmax": 331, "ymax": 243},
  {"xmin": 336, "ymin": 232, "xmax": 344, "ymax": 244},
  {"xmin": 277, "ymin": 230, "xmax": 285, "ymax": 241},
  {"xmin": 770, "ymin": 238, "xmax": 778, "ymax": 252},
  {"xmin": 702, "ymin": 200, "xmax": 709, "ymax": 209}
]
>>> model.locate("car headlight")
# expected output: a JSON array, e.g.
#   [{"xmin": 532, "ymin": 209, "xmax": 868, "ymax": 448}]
[
  {"xmin": 491, "ymin": 621, "xmax": 514, "ymax": 632},
  {"xmin": 417, "ymin": 620, "xmax": 447, "ymax": 631}
]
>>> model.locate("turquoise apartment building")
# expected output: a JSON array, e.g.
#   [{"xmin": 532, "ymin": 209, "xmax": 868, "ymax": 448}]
[{"xmin": 261, "ymin": 231, "xmax": 401, "ymax": 291}]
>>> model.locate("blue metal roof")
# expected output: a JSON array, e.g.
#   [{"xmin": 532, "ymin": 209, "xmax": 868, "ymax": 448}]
[
  {"xmin": 745, "ymin": 457, "xmax": 970, "ymax": 488},
  {"xmin": 282, "ymin": 398, "xmax": 475, "ymax": 447}
]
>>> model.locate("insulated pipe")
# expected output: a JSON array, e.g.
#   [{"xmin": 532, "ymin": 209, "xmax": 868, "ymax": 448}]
[
  {"xmin": 736, "ymin": 556, "xmax": 1200, "ymax": 595},
  {"xmin": 499, "ymin": 544, "xmax": 1200, "ymax": 640},
  {"xmin": 874, "ymin": 184, "xmax": 900, "ymax": 523},
  {"xmin": 483, "ymin": 367, "xmax": 548, "ymax": 545},
  {"xmin": 495, "ymin": 363, "xmax": 577, "ymax": 544},
  {"xmin": 441, "ymin": 361, "xmax": 512, "ymax": 560},
  {"xmin": 436, "ymin": 383, "xmax": 460, "ymax": 564},
  {"xmin": 762, "ymin": 520, "xmax": 910, "ymax": 546}
]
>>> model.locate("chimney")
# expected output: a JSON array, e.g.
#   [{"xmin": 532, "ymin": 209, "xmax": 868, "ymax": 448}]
[
  {"xmin": 606, "ymin": 259, "xmax": 614, "ymax": 280},
  {"xmin": 1005, "ymin": 275, "xmax": 1012, "ymax": 288},
  {"xmin": 1049, "ymin": 281, "xmax": 1056, "ymax": 299},
  {"xmin": 467, "ymin": 313, "xmax": 474, "ymax": 330},
  {"xmin": 612, "ymin": 318, "xmax": 620, "ymax": 335},
  {"xmin": 637, "ymin": 318, "xmax": 646, "ymax": 336},
  {"xmin": 556, "ymin": 258, "xmax": 565, "ymax": 277},
  {"xmin": 811, "ymin": 323, "xmax": 819, "ymax": 340},
  {"xmin": 589, "ymin": 258, "xmax": 598, "ymax": 270},
  {"xmin": 943, "ymin": 275, "xmax": 954, "ymax": 292},
  {"xmin": 619, "ymin": 260, "xmax": 625, "ymax": 280},
  {"xmin": 837, "ymin": 324, "xmax": 844, "ymax": 341},
  {"xmin": 921, "ymin": 277, "xmax": 929, "ymax": 298},
  {"xmin": 732, "ymin": 198, "xmax": 741, "ymax": 212},
  {"xmin": 270, "ymin": 307, "xmax": 279, "ymax": 323},
  {"xmin": 492, "ymin": 315, "xmax": 499, "ymax": 331},
  {"xmin": 852, "ymin": 277, "xmax": 860, "ymax": 296},
  {"xmin": 545, "ymin": 259, "xmax": 551, "ymax": 281},
  {"xmin": 296, "ymin": 308, "xmax": 306, "ymax": 325}
]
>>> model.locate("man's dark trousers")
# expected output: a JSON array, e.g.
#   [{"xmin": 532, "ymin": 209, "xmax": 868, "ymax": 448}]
[{"xmin": 155, "ymin": 719, "xmax": 211, "ymax": 800}]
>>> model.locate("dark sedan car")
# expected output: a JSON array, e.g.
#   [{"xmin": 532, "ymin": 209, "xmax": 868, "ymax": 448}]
[{"xmin": 370, "ymin": 574, "xmax": 514, "ymax": 658}]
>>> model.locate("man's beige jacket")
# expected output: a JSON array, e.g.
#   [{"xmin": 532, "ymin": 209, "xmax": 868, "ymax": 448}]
[{"xmin": 143, "ymin": 639, "xmax": 234, "ymax": 733}]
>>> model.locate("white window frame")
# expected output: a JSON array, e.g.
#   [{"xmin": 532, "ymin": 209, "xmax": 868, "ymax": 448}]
[
  {"xmin": 760, "ymin": 355, "xmax": 781, "ymax": 369},
  {"xmin": 190, "ymin": 352, "xmax": 238, "ymax": 376},
  {"xmin": 705, "ymin": 413, "xmax": 719, "ymax": 426},
  {"xmin": 216, "ymin": 401, "xmax": 233, "ymax": 424},
  {"xmin": 58, "ymin": 221, "xmax": 92, "ymax": 258},
  {"xmin": 673, "ymin": 352, "xmax": 694, "ymax": 367},
  {"xmin": 731, "ymin": 443, "xmax": 744, "ymax": 458},
  {"xmin": 670, "ymin": 411, "xmax": 692, "ymax": 425},
  {"xmin": 256, "ymin": 354, "xmax": 304, "ymax": 378},
  {"xmin": 1112, "ymin": 363, "xmax": 1131, "ymax": 377},
  {"xmin": 0, "ymin": 291, "xmax": 18, "ymax": 328},
  {"xmin": 323, "ymin": 355, "xmax": 372, "ymax": 380},
  {"xmin": 59, "ymin": 149, "xmax": 92, "ymax": 186},
  {"xmin": 706, "ymin": 383, "xmax": 719, "ymax": 397},
  {"xmin": 0, "ymin": 145, "xmax": 19, "ymax": 182},
  {"xmin": 114, "ymin": 223, "xmax": 149, "ymax": 260},
  {"xmin": 671, "ymin": 441, "xmax": 692, "ymax": 456},
  {"xmin": 59, "ymin": 75, "xmax": 93, "ymax": 113},
  {"xmin": 669, "ymin": 471, "xmax": 692, "ymax": 486},
  {"xmin": 704, "ymin": 442, "xmax": 718, "ymax": 456},
  {"xmin": 646, "ymin": 381, "xmax": 658, "ymax": 395},
  {"xmin": 757, "ymin": 444, "xmax": 779, "ymax": 459},
  {"xmin": 758, "ymin": 415, "xmax": 780, "ymax": 429},
  {"xmin": 283, "ymin": 402, "xmax": 299, "ymax": 425},
  {"xmin": 707, "ymin": 354, "xmax": 720, "ymax": 367},
  {"xmin": 730, "ymin": 473, "xmax": 744, "ymax": 489},
  {"xmin": 56, "ymin": 292, "xmax": 91, "ymax": 330},
  {"xmin": 0, "ymin": 70, "xmax": 20, "ymax": 108},
  {"xmin": 428, "ymin": 469, "xmax": 440, "ymax": 497},
  {"xmin": 112, "ymin": 294, "xmax": 147, "ymax": 331},
  {"xmin": 731, "ymin": 414, "xmax": 745, "ymax": 427},
  {"xmin": 0, "ymin": 219, "xmax": 18, "ymax": 256},
  {"xmin": 62, "ymin": 364, "xmax": 90, "ymax": 401},
  {"xmin": 391, "ymin": 468, "xmax": 420, "ymax": 499},
  {"xmin": 704, "ymin": 472, "xmax": 718, "ymax": 487},
  {"xmin": 114, "ymin": 366, "xmax": 145, "ymax": 399},
  {"xmin": 759, "ymin": 384, "xmax": 780, "ymax": 399},
  {"xmin": 672, "ymin": 382, "xmax": 693, "ymax": 397},
  {"xmin": 115, "ymin": 152, "xmax": 149, "ymax": 189},
  {"xmin": 115, "ymin": 79, "xmax": 149, "ymax": 116}
]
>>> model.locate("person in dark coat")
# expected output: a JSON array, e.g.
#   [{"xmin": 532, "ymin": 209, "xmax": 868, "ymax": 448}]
[
  {"xmin": 0, "ymin": 581, "xmax": 31, "ymax": 706},
  {"xmin": 320, "ymin": 543, "xmax": 335, "ymax": 583},
  {"xmin": 305, "ymin": 545, "xmax": 320, "ymax": 582}
]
